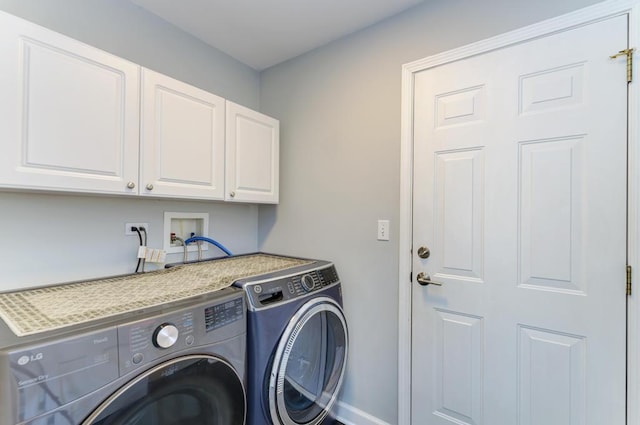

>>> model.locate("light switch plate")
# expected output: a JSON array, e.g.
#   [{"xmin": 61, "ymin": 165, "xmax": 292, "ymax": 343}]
[{"xmin": 377, "ymin": 220, "xmax": 390, "ymax": 241}]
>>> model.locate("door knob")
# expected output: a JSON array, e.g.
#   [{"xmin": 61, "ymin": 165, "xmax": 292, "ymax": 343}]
[
  {"xmin": 417, "ymin": 246, "xmax": 430, "ymax": 259},
  {"xmin": 416, "ymin": 272, "xmax": 442, "ymax": 286}
]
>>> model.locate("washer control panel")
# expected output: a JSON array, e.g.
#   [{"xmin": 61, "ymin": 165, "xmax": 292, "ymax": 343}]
[
  {"xmin": 244, "ymin": 264, "xmax": 340, "ymax": 310},
  {"xmin": 117, "ymin": 291, "xmax": 244, "ymax": 376}
]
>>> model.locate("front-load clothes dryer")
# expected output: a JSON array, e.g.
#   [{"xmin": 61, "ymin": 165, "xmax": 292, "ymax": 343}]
[
  {"xmin": 233, "ymin": 257, "xmax": 348, "ymax": 425},
  {"xmin": 0, "ymin": 287, "xmax": 246, "ymax": 425}
]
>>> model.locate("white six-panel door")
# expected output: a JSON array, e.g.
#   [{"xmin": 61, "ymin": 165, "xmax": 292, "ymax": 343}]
[{"xmin": 411, "ymin": 14, "xmax": 628, "ymax": 425}]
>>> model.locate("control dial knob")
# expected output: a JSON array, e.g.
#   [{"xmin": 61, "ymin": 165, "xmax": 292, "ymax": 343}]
[
  {"xmin": 300, "ymin": 274, "xmax": 316, "ymax": 292},
  {"xmin": 153, "ymin": 323, "xmax": 179, "ymax": 349}
]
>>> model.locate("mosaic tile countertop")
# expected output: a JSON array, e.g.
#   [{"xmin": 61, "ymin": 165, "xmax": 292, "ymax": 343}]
[{"xmin": 0, "ymin": 254, "xmax": 312, "ymax": 337}]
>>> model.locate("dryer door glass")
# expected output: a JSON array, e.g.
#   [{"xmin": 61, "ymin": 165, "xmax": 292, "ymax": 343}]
[
  {"xmin": 270, "ymin": 298, "xmax": 348, "ymax": 425},
  {"xmin": 83, "ymin": 355, "xmax": 245, "ymax": 425}
]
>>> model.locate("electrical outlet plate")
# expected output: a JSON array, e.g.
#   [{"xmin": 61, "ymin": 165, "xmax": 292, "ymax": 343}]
[
  {"xmin": 163, "ymin": 212, "xmax": 210, "ymax": 254},
  {"xmin": 125, "ymin": 223, "xmax": 149, "ymax": 235}
]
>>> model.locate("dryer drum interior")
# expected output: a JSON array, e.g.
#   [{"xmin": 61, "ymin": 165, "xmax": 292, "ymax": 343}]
[
  {"xmin": 84, "ymin": 354, "xmax": 246, "ymax": 425},
  {"xmin": 268, "ymin": 297, "xmax": 348, "ymax": 425}
]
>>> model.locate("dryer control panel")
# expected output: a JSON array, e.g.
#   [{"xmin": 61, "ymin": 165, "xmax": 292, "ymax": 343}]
[{"xmin": 243, "ymin": 264, "xmax": 340, "ymax": 311}]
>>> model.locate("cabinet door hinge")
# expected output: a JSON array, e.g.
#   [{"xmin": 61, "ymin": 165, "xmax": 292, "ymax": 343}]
[
  {"xmin": 610, "ymin": 48, "xmax": 634, "ymax": 83},
  {"xmin": 627, "ymin": 265, "xmax": 632, "ymax": 296}
]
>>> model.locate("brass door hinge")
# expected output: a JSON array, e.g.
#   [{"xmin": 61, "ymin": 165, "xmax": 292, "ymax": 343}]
[
  {"xmin": 627, "ymin": 265, "xmax": 632, "ymax": 296},
  {"xmin": 610, "ymin": 48, "xmax": 634, "ymax": 83}
]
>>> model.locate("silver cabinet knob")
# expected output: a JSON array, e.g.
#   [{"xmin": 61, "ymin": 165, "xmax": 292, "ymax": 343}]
[
  {"xmin": 229, "ymin": 191, "xmax": 236, "ymax": 198},
  {"xmin": 127, "ymin": 181, "xmax": 136, "ymax": 189},
  {"xmin": 416, "ymin": 272, "xmax": 442, "ymax": 286},
  {"xmin": 145, "ymin": 183, "xmax": 154, "ymax": 191}
]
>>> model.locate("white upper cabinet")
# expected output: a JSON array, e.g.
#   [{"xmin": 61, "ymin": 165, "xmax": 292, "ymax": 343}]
[
  {"xmin": 0, "ymin": 11, "xmax": 140, "ymax": 195},
  {"xmin": 226, "ymin": 101, "xmax": 279, "ymax": 204},
  {"xmin": 140, "ymin": 69, "xmax": 225, "ymax": 199},
  {"xmin": 0, "ymin": 11, "xmax": 279, "ymax": 203}
]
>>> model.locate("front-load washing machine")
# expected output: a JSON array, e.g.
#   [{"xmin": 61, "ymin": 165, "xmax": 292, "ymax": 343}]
[
  {"xmin": 233, "ymin": 256, "xmax": 348, "ymax": 425},
  {"xmin": 0, "ymin": 287, "xmax": 246, "ymax": 425}
]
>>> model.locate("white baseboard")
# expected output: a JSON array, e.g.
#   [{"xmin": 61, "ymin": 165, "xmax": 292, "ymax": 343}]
[{"xmin": 333, "ymin": 401, "xmax": 392, "ymax": 425}]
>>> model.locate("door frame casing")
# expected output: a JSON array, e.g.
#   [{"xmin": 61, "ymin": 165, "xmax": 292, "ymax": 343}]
[{"xmin": 398, "ymin": 1, "xmax": 640, "ymax": 424}]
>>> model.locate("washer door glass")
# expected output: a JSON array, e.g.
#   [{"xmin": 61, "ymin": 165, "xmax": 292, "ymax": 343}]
[
  {"xmin": 83, "ymin": 355, "xmax": 245, "ymax": 425},
  {"xmin": 269, "ymin": 297, "xmax": 348, "ymax": 425}
]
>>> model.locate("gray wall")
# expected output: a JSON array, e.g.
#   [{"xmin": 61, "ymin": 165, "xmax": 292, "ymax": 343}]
[
  {"xmin": 0, "ymin": 192, "xmax": 259, "ymax": 289},
  {"xmin": 0, "ymin": 0, "xmax": 261, "ymax": 289},
  {"xmin": 258, "ymin": 0, "xmax": 601, "ymax": 422},
  {"xmin": 0, "ymin": 0, "xmax": 260, "ymax": 107}
]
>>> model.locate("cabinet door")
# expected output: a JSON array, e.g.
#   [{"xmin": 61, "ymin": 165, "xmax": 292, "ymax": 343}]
[
  {"xmin": 140, "ymin": 69, "xmax": 225, "ymax": 199},
  {"xmin": 225, "ymin": 101, "xmax": 279, "ymax": 204},
  {"xmin": 0, "ymin": 12, "xmax": 140, "ymax": 195}
]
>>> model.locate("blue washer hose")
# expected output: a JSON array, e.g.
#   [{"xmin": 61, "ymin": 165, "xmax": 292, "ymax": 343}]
[{"xmin": 184, "ymin": 236, "xmax": 233, "ymax": 256}]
